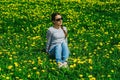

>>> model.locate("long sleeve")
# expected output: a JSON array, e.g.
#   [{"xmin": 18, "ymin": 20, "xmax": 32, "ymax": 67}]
[
  {"xmin": 46, "ymin": 29, "xmax": 52, "ymax": 52},
  {"xmin": 63, "ymin": 27, "xmax": 68, "ymax": 44}
]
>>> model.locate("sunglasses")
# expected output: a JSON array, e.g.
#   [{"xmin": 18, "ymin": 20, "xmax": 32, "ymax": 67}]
[{"xmin": 55, "ymin": 18, "xmax": 63, "ymax": 21}]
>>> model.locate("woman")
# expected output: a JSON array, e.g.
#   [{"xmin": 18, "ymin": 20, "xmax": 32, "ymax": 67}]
[{"xmin": 46, "ymin": 12, "xmax": 70, "ymax": 68}]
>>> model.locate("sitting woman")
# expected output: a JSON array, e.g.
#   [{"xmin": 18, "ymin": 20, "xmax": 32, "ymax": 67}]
[{"xmin": 46, "ymin": 12, "xmax": 70, "ymax": 68}]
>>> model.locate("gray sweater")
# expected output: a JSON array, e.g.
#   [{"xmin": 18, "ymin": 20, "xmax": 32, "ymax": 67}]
[{"xmin": 46, "ymin": 26, "xmax": 68, "ymax": 52}]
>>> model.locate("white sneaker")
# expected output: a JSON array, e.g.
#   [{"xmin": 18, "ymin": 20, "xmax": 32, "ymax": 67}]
[
  {"xmin": 58, "ymin": 62, "xmax": 63, "ymax": 68},
  {"xmin": 62, "ymin": 62, "xmax": 68, "ymax": 68}
]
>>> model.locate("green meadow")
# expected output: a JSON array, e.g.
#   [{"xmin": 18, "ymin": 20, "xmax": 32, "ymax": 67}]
[{"xmin": 0, "ymin": 0, "xmax": 120, "ymax": 80}]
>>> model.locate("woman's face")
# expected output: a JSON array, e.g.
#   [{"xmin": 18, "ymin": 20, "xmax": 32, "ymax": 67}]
[{"xmin": 54, "ymin": 15, "xmax": 63, "ymax": 26}]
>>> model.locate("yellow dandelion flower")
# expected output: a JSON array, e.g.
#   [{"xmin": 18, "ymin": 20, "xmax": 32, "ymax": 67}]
[
  {"xmin": 110, "ymin": 37, "xmax": 113, "ymax": 39},
  {"xmin": 88, "ymin": 59, "xmax": 92, "ymax": 64},
  {"xmin": 22, "ymin": 28, "xmax": 25, "ymax": 32},
  {"xmin": 37, "ymin": 57, "xmax": 41, "ymax": 59},
  {"xmin": 89, "ymin": 77, "xmax": 96, "ymax": 80},
  {"xmin": 27, "ymin": 74, "xmax": 31, "ymax": 78},
  {"xmin": 15, "ymin": 45, "xmax": 20, "ymax": 48},
  {"xmin": 12, "ymin": 51, "xmax": 16, "ymax": 54},
  {"xmin": 73, "ymin": 64, "xmax": 76, "ymax": 67},
  {"xmin": 70, "ymin": 65, "xmax": 74, "ymax": 68},
  {"xmin": 25, "ymin": 46, "xmax": 28, "ymax": 50},
  {"xmin": 6, "ymin": 76, "xmax": 10, "ymax": 80},
  {"xmin": 88, "ymin": 75, "xmax": 93, "ymax": 78},
  {"xmin": 0, "ymin": 36, "xmax": 3, "ymax": 39},
  {"xmin": 51, "ymin": 67, "xmax": 56, "ymax": 70},
  {"xmin": 73, "ymin": 53, "xmax": 76, "ymax": 56},
  {"xmin": 89, "ymin": 53, "xmax": 92, "ymax": 55},
  {"xmin": 6, "ymin": 52, "xmax": 10, "ymax": 55},
  {"xmin": 31, "ymin": 42, "xmax": 36, "ymax": 46},
  {"xmin": 97, "ymin": 46, "xmax": 101, "ymax": 50},
  {"xmin": 104, "ymin": 54, "xmax": 109, "ymax": 58},
  {"xmin": 68, "ymin": 43, "xmax": 72, "ymax": 47},
  {"xmin": 111, "ymin": 70, "xmax": 114, "ymax": 73},
  {"xmin": 70, "ymin": 64, "xmax": 76, "ymax": 68},
  {"xmin": 111, "ymin": 48, "xmax": 114, "ymax": 51},
  {"xmin": 53, "ymin": 61, "xmax": 57, "ymax": 64},
  {"xmin": 15, "ymin": 77, "xmax": 19, "ymax": 79},
  {"xmin": 99, "ymin": 42, "xmax": 103, "ymax": 46},
  {"xmin": 27, "ymin": 36, "xmax": 31, "ymax": 39},
  {"xmin": 38, "ymin": 60, "xmax": 42, "ymax": 65},
  {"xmin": 0, "ymin": 67, "xmax": 1, "ymax": 71},
  {"xmin": 41, "ymin": 69, "xmax": 45, "ymax": 72},
  {"xmin": 0, "ymin": 52, "xmax": 2, "ymax": 55},
  {"xmin": 107, "ymin": 74, "xmax": 111, "ymax": 77},
  {"xmin": 8, "ymin": 65, "xmax": 13, "ymax": 70},
  {"xmin": 79, "ymin": 74, "xmax": 83, "ymax": 78},
  {"xmin": 109, "ymin": 50, "xmax": 112, "ymax": 54},
  {"xmin": 101, "ymin": 75, "xmax": 105, "ymax": 77},
  {"xmin": 115, "ymin": 44, "xmax": 120, "ymax": 50},
  {"xmin": 32, "ymin": 61, "xmax": 35, "ymax": 64},
  {"xmin": 36, "ymin": 71, "xmax": 40, "ymax": 75},
  {"xmin": 78, "ymin": 61, "xmax": 85, "ymax": 64},
  {"xmin": 33, "ymin": 67, "xmax": 37, "ymax": 70},
  {"xmin": 73, "ymin": 59, "xmax": 77, "ymax": 63},
  {"xmin": 89, "ymin": 66, "xmax": 93, "ymax": 70},
  {"xmin": 104, "ymin": 32, "xmax": 108, "ymax": 35},
  {"xmin": 32, "ymin": 36, "xmax": 41, "ymax": 40},
  {"xmin": 18, "ymin": 68, "xmax": 22, "ymax": 71},
  {"xmin": 78, "ymin": 0, "xmax": 81, "ymax": 3},
  {"xmin": 10, "ymin": 72, "xmax": 13, "ymax": 75},
  {"xmin": 14, "ymin": 62, "xmax": 19, "ymax": 67}
]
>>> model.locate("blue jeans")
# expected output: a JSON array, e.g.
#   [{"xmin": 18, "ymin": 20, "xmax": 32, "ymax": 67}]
[{"xmin": 48, "ymin": 42, "xmax": 69, "ymax": 63}]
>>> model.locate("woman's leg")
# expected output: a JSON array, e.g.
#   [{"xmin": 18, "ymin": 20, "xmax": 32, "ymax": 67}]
[
  {"xmin": 55, "ymin": 44, "xmax": 62, "ymax": 63},
  {"xmin": 61, "ymin": 42, "xmax": 69, "ymax": 62}
]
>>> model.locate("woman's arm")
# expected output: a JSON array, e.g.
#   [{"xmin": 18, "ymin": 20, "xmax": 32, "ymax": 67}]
[
  {"xmin": 63, "ymin": 27, "xmax": 68, "ymax": 44},
  {"xmin": 46, "ymin": 29, "xmax": 52, "ymax": 53}
]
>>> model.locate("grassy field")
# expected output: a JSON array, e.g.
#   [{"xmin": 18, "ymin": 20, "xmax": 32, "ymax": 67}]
[{"xmin": 0, "ymin": 0, "xmax": 120, "ymax": 80}]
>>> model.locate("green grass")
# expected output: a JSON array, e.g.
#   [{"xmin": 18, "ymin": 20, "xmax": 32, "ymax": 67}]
[{"xmin": 0, "ymin": 0, "xmax": 120, "ymax": 80}]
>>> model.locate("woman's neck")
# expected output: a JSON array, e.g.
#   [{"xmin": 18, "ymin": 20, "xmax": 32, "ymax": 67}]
[{"xmin": 53, "ymin": 25, "xmax": 61, "ymax": 29}]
